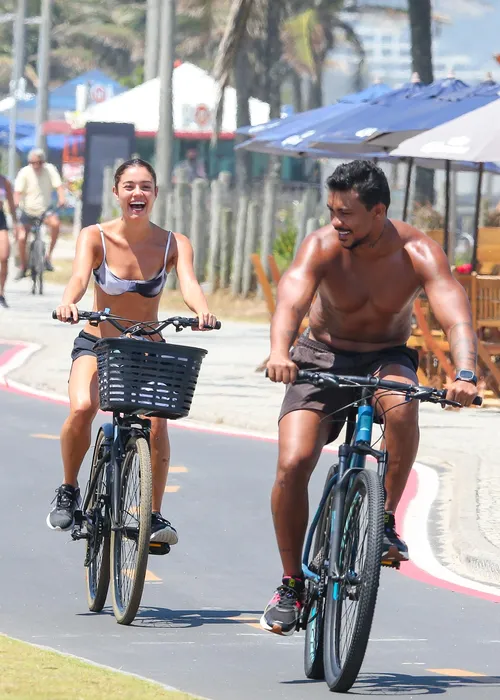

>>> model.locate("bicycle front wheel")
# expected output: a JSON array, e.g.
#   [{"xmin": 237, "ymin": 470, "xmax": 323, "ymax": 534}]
[
  {"xmin": 85, "ymin": 428, "xmax": 111, "ymax": 612},
  {"xmin": 323, "ymin": 469, "xmax": 384, "ymax": 693},
  {"xmin": 111, "ymin": 435, "xmax": 152, "ymax": 625},
  {"xmin": 29, "ymin": 238, "xmax": 45, "ymax": 295}
]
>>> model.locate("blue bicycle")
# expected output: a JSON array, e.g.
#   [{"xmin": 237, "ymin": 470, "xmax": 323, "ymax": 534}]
[{"xmin": 296, "ymin": 369, "xmax": 482, "ymax": 692}]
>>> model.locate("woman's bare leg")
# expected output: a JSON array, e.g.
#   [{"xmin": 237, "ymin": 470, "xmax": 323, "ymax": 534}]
[{"xmin": 60, "ymin": 355, "xmax": 99, "ymax": 486}]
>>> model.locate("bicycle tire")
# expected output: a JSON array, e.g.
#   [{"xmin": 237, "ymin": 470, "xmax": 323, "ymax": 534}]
[
  {"xmin": 29, "ymin": 238, "xmax": 45, "ymax": 295},
  {"xmin": 323, "ymin": 469, "xmax": 384, "ymax": 693},
  {"xmin": 85, "ymin": 428, "xmax": 111, "ymax": 612},
  {"xmin": 110, "ymin": 435, "xmax": 152, "ymax": 625},
  {"xmin": 304, "ymin": 464, "xmax": 337, "ymax": 680}
]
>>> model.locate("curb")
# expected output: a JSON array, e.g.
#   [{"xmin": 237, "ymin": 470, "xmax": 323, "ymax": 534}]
[{"xmin": 422, "ymin": 453, "xmax": 500, "ymax": 587}]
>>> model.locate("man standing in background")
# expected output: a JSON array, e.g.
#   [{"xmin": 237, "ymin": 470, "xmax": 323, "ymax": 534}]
[{"xmin": 14, "ymin": 148, "xmax": 66, "ymax": 278}]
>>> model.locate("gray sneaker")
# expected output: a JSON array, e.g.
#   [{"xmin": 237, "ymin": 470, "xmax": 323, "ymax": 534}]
[{"xmin": 46, "ymin": 484, "xmax": 81, "ymax": 531}]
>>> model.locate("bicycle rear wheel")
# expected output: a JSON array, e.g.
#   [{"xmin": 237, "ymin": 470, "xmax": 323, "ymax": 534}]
[
  {"xmin": 85, "ymin": 428, "xmax": 111, "ymax": 612},
  {"xmin": 304, "ymin": 464, "xmax": 337, "ymax": 680},
  {"xmin": 110, "ymin": 435, "xmax": 152, "ymax": 625},
  {"xmin": 323, "ymin": 469, "xmax": 384, "ymax": 693}
]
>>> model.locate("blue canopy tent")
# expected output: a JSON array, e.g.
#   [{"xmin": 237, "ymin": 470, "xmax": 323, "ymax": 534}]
[
  {"xmin": 16, "ymin": 132, "xmax": 84, "ymax": 153},
  {"xmin": 0, "ymin": 116, "xmax": 34, "ymax": 146},
  {"xmin": 0, "ymin": 70, "xmax": 126, "ymax": 122}
]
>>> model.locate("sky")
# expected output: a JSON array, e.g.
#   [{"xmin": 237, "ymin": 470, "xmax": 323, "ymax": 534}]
[{"xmin": 432, "ymin": 1, "xmax": 499, "ymax": 69}]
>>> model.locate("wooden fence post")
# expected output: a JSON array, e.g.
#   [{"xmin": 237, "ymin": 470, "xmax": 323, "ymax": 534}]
[
  {"xmin": 231, "ymin": 194, "xmax": 249, "ymax": 296},
  {"xmin": 219, "ymin": 208, "xmax": 233, "ymax": 289},
  {"xmin": 190, "ymin": 178, "xmax": 208, "ymax": 280},
  {"xmin": 207, "ymin": 179, "xmax": 222, "ymax": 291},
  {"xmin": 242, "ymin": 200, "xmax": 259, "ymax": 298}
]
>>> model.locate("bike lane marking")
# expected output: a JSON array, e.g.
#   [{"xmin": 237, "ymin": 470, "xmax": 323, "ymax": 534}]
[{"xmin": 2, "ymin": 341, "xmax": 500, "ymax": 605}]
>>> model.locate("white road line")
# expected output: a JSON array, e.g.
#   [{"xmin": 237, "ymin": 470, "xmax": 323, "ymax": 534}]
[
  {"xmin": 404, "ymin": 462, "xmax": 500, "ymax": 597},
  {"xmin": 0, "ymin": 342, "xmax": 39, "ymax": 381}
]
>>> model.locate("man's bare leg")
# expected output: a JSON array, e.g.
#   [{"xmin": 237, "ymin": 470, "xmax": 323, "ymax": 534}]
[
  {"xmin": 374, "ymin": 363, "xmax": 419, "ymax": 560},
  {"xmin": 272, "ymin": 409, "xmax": 331, "ymax": 577},
  {"xmin": 45, "ymin": 214, "xmax": 60, "ymax": 263},
  {"xmin": 375, "ymin": 364, "xmax": 420, "ymax": 511}
]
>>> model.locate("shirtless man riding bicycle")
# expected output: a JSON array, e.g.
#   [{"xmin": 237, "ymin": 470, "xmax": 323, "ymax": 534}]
[{"xmin": 262, "ymin": 160, "xmax": 479, "ymax": 636}]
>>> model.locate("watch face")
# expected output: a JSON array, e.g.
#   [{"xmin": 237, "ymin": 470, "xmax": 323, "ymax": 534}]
[{"xmin": 457, "ymin": 370, "xmax": 476, "ymax": 382}]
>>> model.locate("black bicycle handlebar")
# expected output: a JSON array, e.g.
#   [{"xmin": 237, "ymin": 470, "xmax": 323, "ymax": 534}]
[
  {"xmin": 52, "ymin": 309, "xmax": 221, "ymax": 334},
  {"xmin": 264, "ymin": 368, "xmax": 482, "ymax": 408},
  {"xmin": 293, "ymin": 369, "xmax": 482, "ymax": 407}
]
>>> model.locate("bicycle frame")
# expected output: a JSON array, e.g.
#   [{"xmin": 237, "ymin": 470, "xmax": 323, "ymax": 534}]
[
  {"xmin": 73, "ymin": 414, "xmax": 151, "ymax": 540},
  {"xmin": 301, "ymin": 388, "xmax": 387, "ymax": 586}
]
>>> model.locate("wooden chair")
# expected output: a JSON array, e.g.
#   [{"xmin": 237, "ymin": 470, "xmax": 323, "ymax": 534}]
[{"xmin": 425, "ymin": 229, "xmax": 445, "ymax": 247}]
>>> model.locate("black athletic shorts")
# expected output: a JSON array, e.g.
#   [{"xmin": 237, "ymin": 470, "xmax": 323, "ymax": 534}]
[{"xmin": 279, "ymin": 329, "xmax": 419, "ymax": 444}]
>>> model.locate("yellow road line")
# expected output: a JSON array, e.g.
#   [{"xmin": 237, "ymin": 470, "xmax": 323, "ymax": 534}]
[
  {"xmin": 31, "ymin": 433, "xmax": 59, "ymax": 440},
  {"xmin": 428, "ymin": 669, "xmax": 486, "ymax": 677},
  {"xmin": 123, "ymin": 569, "xmax": 161, "ymax": 583},
  {"xmin": 169, "ymin": 466, "xmax": 188, "ymax": 473},
  {"xmin": 145, "ymin": 570, "xmax": 162, "ymax": 582},
  {"xmin": 165, "ymin": 485, "xmax": 180, "ymax": 493}
]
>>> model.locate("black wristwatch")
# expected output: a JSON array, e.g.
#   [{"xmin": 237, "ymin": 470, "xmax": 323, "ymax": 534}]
[{"xmin": 455, "ymin": 369, "xmax": 478, "ymax": 385}]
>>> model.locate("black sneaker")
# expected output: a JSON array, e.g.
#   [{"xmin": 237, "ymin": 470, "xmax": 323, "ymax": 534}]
[
  {"xmin": 46, "ymin": 484, "xmax": 81, "ymax": 531},
  {"xmin": 44, "ymin": 259, "xmax": 54, "ymax": 272},
  {"xmin": 260, "ymin": 576, "xmax": 305, "ymax": 636},
  {"xmin": 150, "ymin": 512, "xmax": 178, "ymax": 545},
  {"xmin": 0, "ymin": 295, "xmax": 8, "ymax": 308},
  {"xmin": 382, "ymin": 512, "xmax": 409, "ymax": 562}
]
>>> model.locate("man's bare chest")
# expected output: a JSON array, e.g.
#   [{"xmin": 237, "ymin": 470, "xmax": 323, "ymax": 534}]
[{"xmin": 320, "ymin": 256, "xmax": 421, "ymax": 315}]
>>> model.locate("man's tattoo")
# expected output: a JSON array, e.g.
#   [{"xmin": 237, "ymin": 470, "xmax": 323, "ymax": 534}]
[{"xmin": 448, "ymin": 321, "xmax": 477, "ymax": 369}]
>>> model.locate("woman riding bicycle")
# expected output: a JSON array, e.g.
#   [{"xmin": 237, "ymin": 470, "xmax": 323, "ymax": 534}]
[{"xmin": 48, "ymin": 158, "xmax": 217, "ymax": 545}]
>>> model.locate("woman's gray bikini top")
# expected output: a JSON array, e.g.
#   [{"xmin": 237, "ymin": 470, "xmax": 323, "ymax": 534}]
[{"xmin": 93, "ymin": 226, "xmax": 173, "ymax": 298}]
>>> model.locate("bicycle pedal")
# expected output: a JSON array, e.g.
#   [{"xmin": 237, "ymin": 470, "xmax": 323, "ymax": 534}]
[
  {"xmin": 381, "ymin": 559, "xmax": 400, "ymax": 570},
  {"xmin": 149, "ymin": 542, "xmax": 170, "ymax": 556}
]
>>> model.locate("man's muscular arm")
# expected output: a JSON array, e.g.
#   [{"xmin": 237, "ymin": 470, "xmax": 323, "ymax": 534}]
[
  {"xmin": 268, "ymin": 234, "xmax": 328, "ymax": 383},
  {"xmin": 410, "ymin": 237, "xmax": 478, "ymax": 406}
]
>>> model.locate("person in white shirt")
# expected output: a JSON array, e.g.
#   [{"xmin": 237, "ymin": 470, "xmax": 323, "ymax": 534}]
[{"xmin": 14, "ymin": 148, "xmax": 66, "ymax": 277}]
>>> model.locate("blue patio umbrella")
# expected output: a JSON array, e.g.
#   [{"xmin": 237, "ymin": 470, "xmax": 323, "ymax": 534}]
[
  {"xmin": 364, "ymin": 79, "xmax": 500, "ymax": 150},
  {"xmin": 305, "ymin": 76, "xmax": 469, "ymax": 153},
  {"xmin": 235, "ymin": 80, "xmax": 392, "ymax": 141},
  {"xmin": 237, "ymin": 76, "xmax": 433, "ymax": 158}
]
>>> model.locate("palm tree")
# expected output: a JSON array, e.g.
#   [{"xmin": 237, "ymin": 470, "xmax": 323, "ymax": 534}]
[{"xmin": 0, "ymin": 0, "xmax": 146, "ymax": 96}]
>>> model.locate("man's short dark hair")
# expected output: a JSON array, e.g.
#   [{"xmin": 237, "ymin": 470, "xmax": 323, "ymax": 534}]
[{"xmin": 326, "ymin": 160, "xmax": 391, "ymax": 211}]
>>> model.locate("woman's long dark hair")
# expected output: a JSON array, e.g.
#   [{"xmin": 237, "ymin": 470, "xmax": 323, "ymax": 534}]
[{"xmin": 114, "ymin": 158, "xmax": 157, "ymax": 188}]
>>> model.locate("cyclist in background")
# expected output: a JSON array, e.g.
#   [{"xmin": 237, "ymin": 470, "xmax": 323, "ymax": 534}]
[
  {"xmin": 262, "ymin": 160, "xmax": 478, "ymax": 636},
  {"xmin": 48, "ymin": 158, "xmax": 217, "ymax": 548},
  {"xmin": 14, "ymin": 148, "xmax": 65, "ymax": 277},
  {"xmin": 0, "ymin": 173, "xmax": 17, "ymax": 308}
]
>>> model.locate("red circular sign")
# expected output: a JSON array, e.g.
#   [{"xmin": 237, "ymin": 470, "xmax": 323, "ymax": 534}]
[
  {"xmin": 90, "ymin": 85, "xmax": 107, "ymax": 103},
  {"xmin": 194, "ymin": 104, "xmax": 211, "ymax": 128}
]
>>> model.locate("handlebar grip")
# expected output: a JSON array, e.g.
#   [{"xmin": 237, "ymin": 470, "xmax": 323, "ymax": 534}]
[
  {"xmin": 473, "ymin": 396, "xmax": 483, "ymax": 406},
  {"xmin": 52, "ymin": 310, "xmax": 57, "ymax": 320}
]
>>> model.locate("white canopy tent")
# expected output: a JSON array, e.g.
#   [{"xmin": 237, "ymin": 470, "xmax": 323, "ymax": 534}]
[{"xmin": 82, "ymin": 62, "xmax": 270, "ymax": 136}]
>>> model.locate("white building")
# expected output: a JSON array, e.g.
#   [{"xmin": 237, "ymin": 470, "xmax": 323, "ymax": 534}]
[{"xmin": 324, "ymin": 5, "xmax": 497, "ymax": 99}]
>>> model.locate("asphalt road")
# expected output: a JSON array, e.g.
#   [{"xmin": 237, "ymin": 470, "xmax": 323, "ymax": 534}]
[{"xmin": 1, "ymin": 375, "xmax": 500, "ymax": 698}]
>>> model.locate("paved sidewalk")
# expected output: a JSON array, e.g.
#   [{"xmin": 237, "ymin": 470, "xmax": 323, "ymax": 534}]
[{"xmin": 1, "ymin": 271, "xmax": 500, "ymax": 588}]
